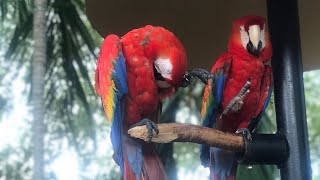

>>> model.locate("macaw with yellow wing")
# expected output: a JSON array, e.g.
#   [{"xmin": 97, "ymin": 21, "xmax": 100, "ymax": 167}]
[
  {"xmin": 94, "ymin": 25, "xmax": 188, "ymax": 180},
  {"xmin": 200, "ymin": 16, "xmax": 273, "ymax": 180}
]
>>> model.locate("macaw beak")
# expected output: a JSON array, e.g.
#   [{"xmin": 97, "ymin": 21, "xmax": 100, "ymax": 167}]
[
  {"xmin": 153, "ymin": 62, "xmax": 172, "ymax": 88},
  {"xmin": 247, "ymin": 25, "xmax": 262, "ymax": 57}
]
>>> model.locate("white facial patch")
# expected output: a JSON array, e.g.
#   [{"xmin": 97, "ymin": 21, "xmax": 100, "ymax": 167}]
[
  {"xmin": 154, "ymin": 58, "xmax": 173, "ymax": 80},
  {"xmin": 240, "ymin": 25, "xmax": 249, "ymax": 49},
  {"xmin": 240, "ymin": 24, "xmax": 266, "ymax": 50}
]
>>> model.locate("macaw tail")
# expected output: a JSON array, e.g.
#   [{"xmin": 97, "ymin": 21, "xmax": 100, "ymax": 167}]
[
  {"xmin": 122, "ymin": 135, "xmax": 143, "ymax": 180},
  {"xmin": 210, "ymin": 147, "xmax": 237, "ymax": 180},
  {"xmin": 112, "ymin": 104, "xmax": 166, "ymax": 180},
  {"xmin": 122, "ymin": 137, "xmax": 167, "ymax": 180},
  {"xmin": 121, "ymin": 102, "xmax": 166, "ymax": 180},
  {"xmin": 141, "ymin": 144, "xmax": 167, "ymax": 180},
  {"xmin": 110, "ymin": 101, "xmax": 143, "ymax": 180}
]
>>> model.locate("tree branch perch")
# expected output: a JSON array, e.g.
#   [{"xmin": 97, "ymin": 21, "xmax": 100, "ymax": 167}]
[{"xmin": 128, "ymin": 123, "xmax": 245, "ymax": 152}]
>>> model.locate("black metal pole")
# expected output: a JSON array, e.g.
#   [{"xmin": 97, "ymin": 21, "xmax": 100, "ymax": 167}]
[{"xmin": 266, "ymin": 0, "xmax": 311, "ymax": 180}]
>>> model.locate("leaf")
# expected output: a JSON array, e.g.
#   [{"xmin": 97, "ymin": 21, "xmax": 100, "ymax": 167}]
[
  {"xmin": 61, "ymin": 2, "xmax": 97, "ymax": 55},
  {"xmin": 5, "ymin": 13, "xmax": 32, "ymax": 59},
  {"xmin": 59, "ymin": 11, "xmax": 97, "ymax": 149},
  {"xmin": 0, "ymin": 0, "xmax": 8, "ymax": 21}
]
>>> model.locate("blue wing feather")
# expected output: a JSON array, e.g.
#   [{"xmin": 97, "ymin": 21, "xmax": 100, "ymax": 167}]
[
  {"xmin": 262, "ymin": 86, "xmax": 272, "ymax": 111},
  {"xmin": 201, "ymin": 72, "xmax": 226, "ymax": 128},
  {"xmin": 111, "ymin": 100, "xmax": 125, "ymax": 174},
  {"xmin": 125, "ymin": 137, "xmax": 143, "ymax": 180},
  {"xmin": 110, "ymin": 50, "xmax": 128, "ymax": 175},
  {"xmin": 111, "ymin": 47, "xmax": 142, "ymax": 180},
  {"xmin": 215, "ymin": 73, "xmax": 225, "ymax": 107},
  {"xmin": 113, "ymin": 52, "xmax": 128, "ymax": 97},
  {"xmin": 200, "ymin": 70, "xmax": 226, "ymax": 167},
  {"xmin": 96, "ymin": 35, "xmax": 143, "ymax": 178},
  {"xmin": 199, "ymin": 55, "xmax": 232, "ymax": 176}
]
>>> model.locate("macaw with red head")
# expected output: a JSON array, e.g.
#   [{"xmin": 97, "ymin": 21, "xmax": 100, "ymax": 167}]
[
  {"xmin": 200, "ymin": 15, "xmax": 273, "ymax": 180},
  {"xmin": 94, "ymin": 25, "xmax": 187, "ymax": 180}
]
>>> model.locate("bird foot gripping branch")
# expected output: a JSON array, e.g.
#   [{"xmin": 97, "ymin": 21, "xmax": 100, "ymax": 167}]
[
  {"xmin": 129, "ymin": 118, "xmax": 159, "ymax": 143},
  {"xmin": 236, "ymin": 128, "xmax": 253, "ymax": 141}
]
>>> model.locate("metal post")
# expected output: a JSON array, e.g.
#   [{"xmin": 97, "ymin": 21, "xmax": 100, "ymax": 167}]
[{"xmin": 266, "ymin": 0, "xmax": 312, "ymax": 180}]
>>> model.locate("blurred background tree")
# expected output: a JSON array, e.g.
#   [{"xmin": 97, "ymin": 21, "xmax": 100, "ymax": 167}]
[
  {"xmin": 0, "ymin": 0, "xmax": 320, "ymax": 179},
  {"xmin": 0, "ymin": 0, "xmax": 103, "ymax": 179}
]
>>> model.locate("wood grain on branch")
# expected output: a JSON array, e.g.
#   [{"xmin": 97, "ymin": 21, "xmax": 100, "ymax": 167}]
[{"xmin": 128, "ymin": 123, "xmax": 245, "ymax": 152}]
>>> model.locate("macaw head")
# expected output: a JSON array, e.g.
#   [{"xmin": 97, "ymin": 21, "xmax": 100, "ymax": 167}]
[
  {"xmin": 153, "ymin": 50, "xmax": 187, "ymax": 101},
  {"xmin": 228, "ymin": 15, "xmax": 272, "ymax": 60},
  {"xmin": 144, "ymin": 26, "xmax": 187, "ymax": 89},
  {"xmin": 153, "ymin": 49, "xmax": 187, "ymax": 89}
]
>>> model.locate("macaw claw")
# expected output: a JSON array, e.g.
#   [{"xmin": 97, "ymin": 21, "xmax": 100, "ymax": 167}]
[
  {"xmin": 181, "ymin": 72, "xmax": 193, "ymax": 87},
  {"xmin": 188, "ymin": 68, "xmax": 216, "ymax": 85},
  {"xmin": 236, "ymin": 128, "xmax": 253, "ymax": 141},
  {"xmin": 220, "ymin": 79, "xmax": 251, "ymax": 118},
  {"xmin": 130, "ymin": 118, "xmax": 159, "ymax": 143}
]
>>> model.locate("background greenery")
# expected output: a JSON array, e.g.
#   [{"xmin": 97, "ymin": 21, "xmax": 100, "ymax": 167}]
[{"xmin": 0, "ymin": 0, "xmax": 319, "ymax": 179}]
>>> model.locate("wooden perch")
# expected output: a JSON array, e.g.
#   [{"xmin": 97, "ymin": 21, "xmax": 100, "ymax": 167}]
[{"xmin": 128, "ymin": 123, "xmax": 245, "ymax": 152}]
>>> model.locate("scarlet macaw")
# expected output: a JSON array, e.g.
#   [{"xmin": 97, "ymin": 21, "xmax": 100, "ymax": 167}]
[
  {"xmin": 94, "ymin": 25, "xmax": 188, "ymax": 180},
  {"xmin": 200, "ymin": 16, "xmax": 273, "ymax": 180}
]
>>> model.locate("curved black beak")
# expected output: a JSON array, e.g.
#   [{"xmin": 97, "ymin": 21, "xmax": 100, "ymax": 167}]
[
  {"xmin": 153, "ymin": 66, "xmax": 165, "ymax": 81},
  {"xmin": 247, "ymin": 40, "xmax": 262, "ymax": 57}
]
